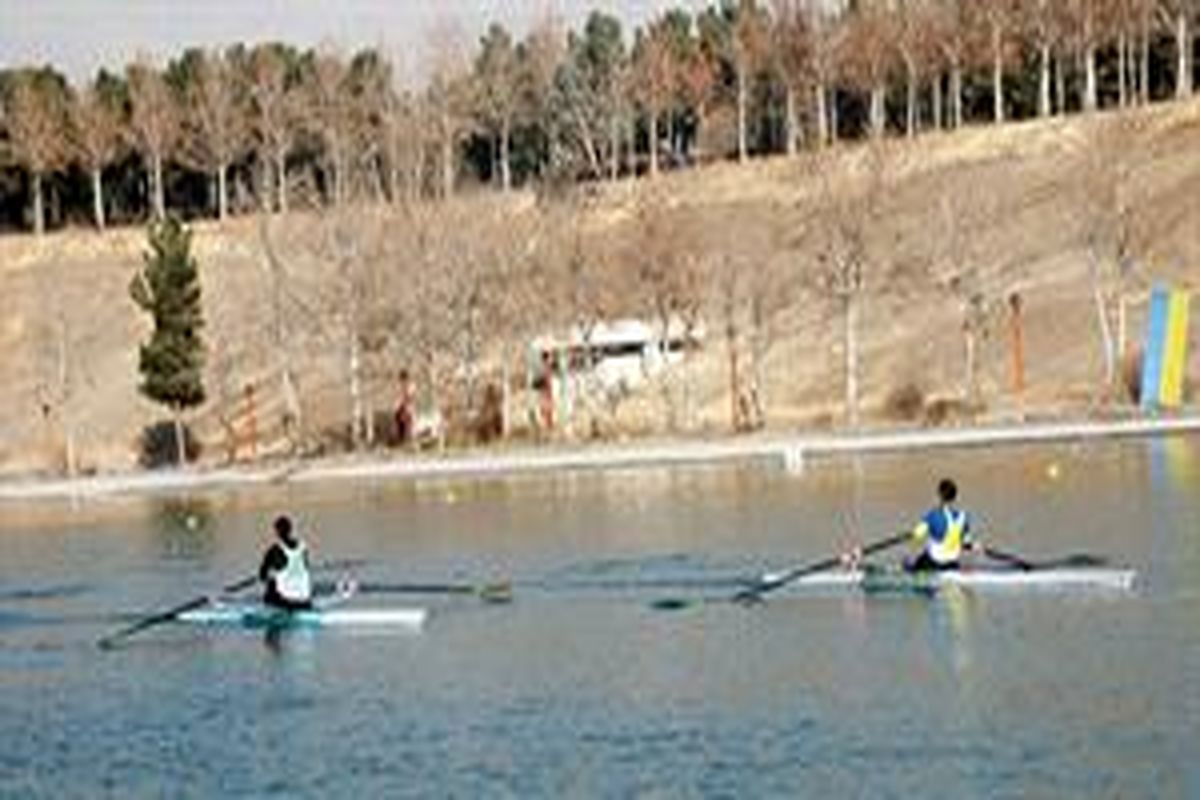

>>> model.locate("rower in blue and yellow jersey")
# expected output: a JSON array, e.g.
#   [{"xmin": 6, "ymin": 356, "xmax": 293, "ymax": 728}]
[
  {"xmin": 258, "ymin": 515, "xmax": 313, "ymax": 611},
  {"xmin": 905, "ymin": 478, "xmax": 979, "ymax": 572}
]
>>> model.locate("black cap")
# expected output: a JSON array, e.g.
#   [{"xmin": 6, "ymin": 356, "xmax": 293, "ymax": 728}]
[
  {"xmin": 273, "ymin": 515, "xmax": 293, "ymax": 540},
  {"xmin": 938, "ymin": 479, "xmax": 957, "ymax": 503}
]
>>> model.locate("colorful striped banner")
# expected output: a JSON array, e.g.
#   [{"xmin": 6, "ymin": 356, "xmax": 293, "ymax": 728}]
[
  {"xmin": 1141, "ymin": 285, "xmax": 1191, "ymax": 410},
  {"xmin": 1160, "ymin": 290, "xmax": 1190, "ymax": 407}
]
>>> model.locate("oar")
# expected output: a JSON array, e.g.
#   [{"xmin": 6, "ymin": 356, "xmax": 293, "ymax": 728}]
[
  {"xmin": 97, "ymin": 574, "xmax": 259, "ymax": 650},
  {"xmin": 982, "ymin": 545, "xmax": 1108, "ymax": 572},
  {"xmin": 732, "ymin": 531, "xmax": 911, "ymax": 605},
  {"xmin": 354, "ymin": 580, "xmax": 514, "ymax": 604},
  {"xmin": 649, "ymin": 531, "xmax": 910, "ymax": 611}
]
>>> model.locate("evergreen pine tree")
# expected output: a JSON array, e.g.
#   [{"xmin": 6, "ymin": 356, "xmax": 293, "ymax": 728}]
[{"xmin": 130, "ymin": 216, "xmax": 206, "ymax": 466}]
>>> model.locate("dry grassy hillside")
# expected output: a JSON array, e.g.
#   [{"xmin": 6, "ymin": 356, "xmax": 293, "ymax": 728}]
[{"xmin": 2, "ymin": 98, "xmax": 1199, "ymax": 478}]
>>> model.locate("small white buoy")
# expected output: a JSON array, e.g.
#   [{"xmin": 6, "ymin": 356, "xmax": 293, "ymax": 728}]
[
  {"xmin": 781, "ymin": 445, "xmax": 805, "ymax": 475},
  {"xmin": 1046, "ymin": 462, "xmax": 1061, "ymax": 481}
]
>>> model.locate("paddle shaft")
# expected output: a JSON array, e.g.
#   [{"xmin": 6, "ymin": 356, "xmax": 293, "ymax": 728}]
[
  {"xmin": 983, "ymin": 545, "xmax": 1033, "ymax": 570},
  {"xmin": 737, "ymin": 531, "xmax": 910, "ymax": 602},
  {"xmin": 983, "ymin": 545, "xmax": 1106, "ymax": 571},
  {"xmin": 357, "ymin": 580, "xmax": 513, "ymax": 602},
  {"xmin": 98, "ymin": 574, "xmax": 259, "ymax": 649},
  {"xmin": 359, "ymin": 582, "xmax": 478, "ymax": 594}
]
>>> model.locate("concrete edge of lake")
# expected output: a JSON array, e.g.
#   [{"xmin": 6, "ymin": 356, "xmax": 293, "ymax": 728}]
[{"xmin": 2, "ymin": 415, "xmax": 1198, "ymax": 502}]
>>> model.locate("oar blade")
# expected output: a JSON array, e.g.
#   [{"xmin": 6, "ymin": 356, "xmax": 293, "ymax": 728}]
[
  {"xmin": 97, "ymin": 574, "xmax": 259, "ymax": 650},
  {"xmin": 1055, "ymin": 553, "xmax": 1109, "ymax": 568},
  {"xmin": 97, "ymin": 595, "xmax": 210, "ymax": 650},
  {"xmin": 649, "ymin": 597, "xmax": 694, "ymax": 611},
  {"xmin": 477, "ymin": 582, "xmax": 514, "ymax": 604}
]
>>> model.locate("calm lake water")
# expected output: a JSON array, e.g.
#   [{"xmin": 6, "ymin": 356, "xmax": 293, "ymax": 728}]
[{"xmin": 1, "ymin": 437, "xmax": 1197, "ymax": 798}]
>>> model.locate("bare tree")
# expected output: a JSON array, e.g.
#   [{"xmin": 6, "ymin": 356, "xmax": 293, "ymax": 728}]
[
  {"xmin": 255, "ymin": 213, "xmax": 308, "ymax": 452},
  {"xmin": 977, "ymin": 0, "xmax": 1020, "ymax": 123},
  {"xmin": 677, "ymin": 25, "xmax": 716, "ymax": 163},
  {"xmin": 1078, "ymin": 114, "xmax": 1147, "ymax": 393},
  {"xmin": 303, "ymin": 50, "xmax": 352, "ymax": 207},
  {"xmin": 426, "ymin": 25, "xmax": 473, "ymax": 200},
  {"xmin": 932, "ymin": 184, "xmax": 1001, "ymax": 404},
  {"xmin": 732, "ymin": 0, "xmax": 771, "ymax": 162},
  {"xmin": 806, "ymin": 1, "xmax": 843, "ymax": 145},
  {"xmin": 476, "ymin": 23, "xmax": 521, "ymax": 190},
  {"xmin": 4, "ymin": 72, "xmax": 69, "ymax": 236},
  {"xmin": 1022, "ymin": 0, "xmax": 1067, "ymax": 117},
  {"xmin": 29, "ymin": 243, "xmax": 96, "ymax": 476},
  {"xmin": 1064, "ymin": 0, "xmax": 1108, "ymax": 112},
  {"xmin": 931, "ymin": 0, "xmax": 973, "ymax": 129},
  {"xmin": 632, "ymin": 23, "xmax": 675, "ymax": 177},
  {"xmin": 70, "ymin": 77, "xmax": 123, "ymax": 230},
  {"xmin": 180, "ymin": 49, "xmax": 246, "ymax": 220},
  {"xmin": 1158, "ymin": 0, "xmax": 1197, "ymax": 99},
  {"xmin": 520, "ymin": 15, "xmax": 567, "ymax": 184},
  {"xmin": 813, "ymin": 145, "xmax": 893, "ymax": 427},
  {"xmin": 248, "ymin": 44, "xmax": 298, "ymax": 214},
  {"xmin": 772, "ymin": 0, "xmax": 813, "ymax": 154},
  {"xmin": 842, "ymin": 1, "xmax": 896, "ymax": 138},
  {"xmin": 896, "ymin": 0, "xmax": 937, "ymax": 138},
  {"xmin": 127, "ymin": 58, "xmax": 176, "ymax": 221}
]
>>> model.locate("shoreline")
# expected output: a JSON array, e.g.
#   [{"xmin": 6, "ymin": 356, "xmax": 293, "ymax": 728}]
[{"xmin": 1, "ymin": 414, "xmax": 1198, "ymax": 502}]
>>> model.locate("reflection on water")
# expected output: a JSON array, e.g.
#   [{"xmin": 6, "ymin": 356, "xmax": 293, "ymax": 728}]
[
  {"xmin": 929, "ymin": 585, "xmax": 974, "ymax": 678},
  {"xmin": 150, "ymin": 497, "xmax": 216, "ymax": 562},
  {"xmin": 0, "ymin": 436, "xmax": 1196, "ymax": 797},
  {"xmin": 1149, "ymin": 434, "xmax": 1198, "ymax": 494}
]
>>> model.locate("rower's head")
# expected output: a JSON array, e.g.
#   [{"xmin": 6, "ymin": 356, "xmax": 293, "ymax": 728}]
[
  {"xmin": 937, "ymin": 478, "xmax": 958, "ymax": 504},
  {"xmin": 273, "ymin": 514, "xmax": 296, "ymax": 545}
]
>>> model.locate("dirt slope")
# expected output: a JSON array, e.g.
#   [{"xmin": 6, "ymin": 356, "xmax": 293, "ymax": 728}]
[{"xmin": 1, "ymin": 99, "xmax": 1198, "ymax": 477}]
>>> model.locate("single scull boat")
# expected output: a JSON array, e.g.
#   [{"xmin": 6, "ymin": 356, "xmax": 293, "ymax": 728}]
[
  {"xmin": 178, "ymin": 600, "xmax": 427, "ymax": 630},
  {"xmin": 771, "ymin": 564, "xmax": 1136, "ymax": 593}
]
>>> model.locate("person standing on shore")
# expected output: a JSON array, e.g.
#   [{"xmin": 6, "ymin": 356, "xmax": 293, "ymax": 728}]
[{"xmin": 258, "ymin": 515, "xmax": 313, "ymax": 610}]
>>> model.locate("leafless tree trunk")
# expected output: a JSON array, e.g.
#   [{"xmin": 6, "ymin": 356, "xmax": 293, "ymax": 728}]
[
  {"xmin": 31, "ymin": 173, "xmax": 45, "ymax": 237},
  {"xmin": 950, "ymin": 56, "xmax": 964, "ymax": 128},
  {"xmin": 500, "ymin": 116, "xmax": 512, "ymax": 190},
  {"xmin": 91, "ymin": 169, "xmax": 106, "ymax": 231},
  {"xmin": 815, "ymin": 84, "xmax": 830, "ymax": 146},
  {"xmin": 992, "ymin": 24, "xmax": 1006, "ymax": 124},
  {"xmin": 1088, "ymin": 250, "xmax": 1117, "ymax": 386},
  {"xmin": 1139, "ymin": 19, "xmax": 1151, "ymax": 104},
  {"xmin": 903, "ymin": 56, "xmax": 919, "ymax": 138},
  {"xmin": 55, "ymin": 315, "xmax": 78, "ymax": 478},
  {"xmin": 1084, "ymin": 41, "xmax": 1099, "ymax": 111},
  {"xmin": 181, "ymin": 51, "xmax": 244, "ymax": 221},
  {"xmin": 870, "ymin": 85, "xmax": 886, "ymax": 138},
  {"xmin": 249, "ymin": 45, "xmax": 297, "ymax": 215},
  {"xmin": 737, "ymin": 68, "xmax": 749, "ymax": 163},
  {"xmin": 609, "ymin": 116, "xmax": 622, "ymax": 180},
  {"xmin": 1039, "ymin": 44, "xmax": 1052, "ymax": 117},
  {"xmin": 1175, "ymin": 10, "xmax": 1194, "ymax": 98},
  {"xmin": 932, "ymin": 75, "xmax": 944, "ymax": 129},
  {"xmin": 7, "ymin": 75, "xmax": 66, "ymax": 236},
  {"xmin": 71, "ymin": 83, "xmax": 121, "ymax": 231},
  {"xmin": 785, "ymin": 85, "xmax": 800, "ymax": 155},
  {"xmin": 1118, "ymin": 32, "xmax": 1129, "ymax": 107},
  {"xmin": 843, "ymin": 290, "xmax": 860, "ymax": 427},
  {"xmin": 1055, "ymin": 51, "xmax": 1066, "ymax": 113},
  {"xmin": 128, "ymin": 60, "xmax": 175, "ymax": 221},
  {"xmin": 257, "ymin": 214, "xmax": 305, "ymax": 451}
]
